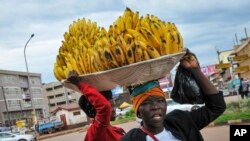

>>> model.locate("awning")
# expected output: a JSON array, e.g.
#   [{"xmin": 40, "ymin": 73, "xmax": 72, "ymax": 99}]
[{"xmin": 119, "ymin": 102, "xmax": 131, "ymax": 109}]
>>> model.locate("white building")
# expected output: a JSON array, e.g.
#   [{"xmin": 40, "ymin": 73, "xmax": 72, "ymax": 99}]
[{"xmin": 51, "ymin": 103, "xmax": 87, "ymax": 126}]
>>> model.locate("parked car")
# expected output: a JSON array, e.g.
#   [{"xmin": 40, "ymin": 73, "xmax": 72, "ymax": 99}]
[
  {"xmin": 116, "ymin": 106, "xmax": 132, "ymax": 117},
  {"xmin": 136, "ymin": 99, "xmax": 203, "ymax": 123},
  {"xmin": 0, "ymin": 127, "xmax": 11, "ymax": 132},
  {"xmin": 0, "ymin": 132, "xmax": 36, "ymax": 141},
  {"xmin": 166, "ymin": 99, "xmax": 203, "ymax": 114}
]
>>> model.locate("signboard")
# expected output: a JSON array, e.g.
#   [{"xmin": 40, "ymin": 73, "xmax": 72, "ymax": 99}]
[
  {"xmin": 233, "ymin": 54, "xmax": 249, "ymax": 61},
  {"xmin": 234, "ymin": 66, "xmax": 249, "ymax": 73},
  {"xmin": 201, "ymin": 65, "xmax": 216, "ymax": 76},
  {"xmin": 215, "ymin": 63, "xmax": 230, "ymax": 69}
]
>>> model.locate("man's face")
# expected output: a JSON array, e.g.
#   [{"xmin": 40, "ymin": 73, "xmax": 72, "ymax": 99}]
[{"xmin": 138, "ymin": 96, "xmax": 166, "ymax": 131}]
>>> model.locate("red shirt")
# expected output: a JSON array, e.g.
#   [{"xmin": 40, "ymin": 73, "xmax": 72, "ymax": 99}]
[{"xmin": 78, "ymin": 82, "xmax": 125, "ymax": 141}]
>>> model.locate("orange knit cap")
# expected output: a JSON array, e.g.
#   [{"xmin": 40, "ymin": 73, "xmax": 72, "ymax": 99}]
[{"xmin": 132, "ymin": 87, "xmax": 165, "ymax": 114}]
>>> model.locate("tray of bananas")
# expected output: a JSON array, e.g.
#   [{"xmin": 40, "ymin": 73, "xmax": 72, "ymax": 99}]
[
  {"xmin": 62, "ymin": 51, "xmax": 185, "ymax": 91},
  {"xmin": 54, "ymin": 8, "xmax": 186, "ymax": 91}
]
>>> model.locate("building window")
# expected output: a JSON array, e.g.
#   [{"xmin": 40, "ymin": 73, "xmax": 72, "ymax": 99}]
[
  {"xmin": 3, "ymin": 75, "xmax": 17, "ymax": 84},
  {"xmin": 46, "ymin": 88, "xmax": 53, "ymax": 91},
  {"xmin": 7, "ymin": 100, "xmax": 20, "ymax": 108},
  {"xmin": 54, "ymin": 85, "xmax": 63, "ymax": 89},
  {"xmin": 32, "ymin": 88, "xmax": 42, "ymax": 95},
  {"xmin": 3, "ymin": 87, "xmax": 21, "ymax": 98},
  {"xmin": 73, "ymin": 111, "xmax": 81, "ymax": 116}
]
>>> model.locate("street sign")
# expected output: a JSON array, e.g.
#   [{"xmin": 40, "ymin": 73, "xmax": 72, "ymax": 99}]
[
  {"xmin": 233, "ymin": 54, "xmax": 249, "ymax": 61},
  {"xmin": 234, "ymin": 66, "xmax": 249, "ymax": 73},
  {"xmin": 215, "ymin": 63, "xmax": 230, "ymax": 69}
]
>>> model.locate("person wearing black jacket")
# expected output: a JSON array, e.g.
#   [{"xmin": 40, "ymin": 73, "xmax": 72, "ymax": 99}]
[{"xmin": 120, "ymin": 53, "xmax": 226, "ymax": 141}]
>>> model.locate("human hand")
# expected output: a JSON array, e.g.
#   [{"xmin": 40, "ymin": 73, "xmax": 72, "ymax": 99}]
[
  {"xmin": 180, "ymin": 50, "xmax": 200, "ymax": 71},
  {"xmin": 67, "ymin": 70, "xmax": 80, "ymax": 87}
]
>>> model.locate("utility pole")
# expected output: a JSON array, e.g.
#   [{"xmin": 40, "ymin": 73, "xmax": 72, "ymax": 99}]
[
  {"xmin": 23, "ymin": 34, "xmax": 36, "ymax": 126},
  {"xmin": 1, "ymin": 86, "xmax": 11, "ymax": 128}
]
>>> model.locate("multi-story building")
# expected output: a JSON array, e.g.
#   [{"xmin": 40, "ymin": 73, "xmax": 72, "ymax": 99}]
[
  {"xmin": 0, "ymin": 70, "xmax": 45, "ymax": 126},
  {"xmin": 42, "ymin": 81, "xmax": 81, "ymax": 114},
  {"xmin": 234, "ymin": 37, "xmax": 250, "ymax": 79}
]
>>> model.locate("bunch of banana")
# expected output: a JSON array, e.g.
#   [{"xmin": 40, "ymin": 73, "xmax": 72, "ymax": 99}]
[
  {"xmin": 107, "ymin": 7, "xmax": 183, "ymax": 65},
  {"xmin": 54, "ymin": 7, "xmax": 184, "ymax": 81},
  {"xmin": 53, "ymin": 18, "xmax": 106, "ymax": 81}
]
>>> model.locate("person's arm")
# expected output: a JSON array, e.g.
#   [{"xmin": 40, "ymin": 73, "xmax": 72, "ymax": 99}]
[
  {"xmin": 78, "ymin": 82, "xmax": 111, "ymax": 125},
  {"xmin": 66, "ymin": 71, "xmax": 111, "ymax": 125},
  {"xmin": 181, "ymin": 53, "xmax": 226, "ymax": 129},
  {"xmin": 181, "ymin": 54, "xmax": 218, "ymax": 95}
]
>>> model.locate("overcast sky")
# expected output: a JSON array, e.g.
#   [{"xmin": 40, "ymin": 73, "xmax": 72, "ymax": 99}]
[{"xmin": 0, "ymin": 0, "xmax": 249, "ymax": 83}]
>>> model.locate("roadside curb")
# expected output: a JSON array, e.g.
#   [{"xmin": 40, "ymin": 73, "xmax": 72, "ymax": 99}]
[{"xmin": 208, "ymin": 119, "xmax": 250, "ymax": 127}]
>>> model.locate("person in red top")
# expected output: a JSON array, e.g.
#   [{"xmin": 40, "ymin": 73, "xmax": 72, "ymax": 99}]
[{"xmin": 67, "ymin": 71, "xmax": 126, "ymax": 141}]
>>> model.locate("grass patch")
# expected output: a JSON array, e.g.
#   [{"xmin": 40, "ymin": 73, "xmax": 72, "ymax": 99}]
[
  {"xmin": 214, "ymin": 112, "xmax": 250, "ymax": 124},
  {"xmin": 214, "ymin": 99, "xmax": 250, "ymax": 124},
  {"xmin": 111, "ymin": 116, "xmax": 135, "ymax": 125}
]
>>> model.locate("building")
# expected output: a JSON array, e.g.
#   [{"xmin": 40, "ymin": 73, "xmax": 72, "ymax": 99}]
[
  {"xmin": 0, "ymin": 70, "xmax": 45, "ymax": 126},
  {"xmin": 233, "ymin": 37, "xmax": 250, "ymax": 79},
  {"xmin": 51, "ymin": 103, "xmax": 87, "ymax": 127},
  {"xmin": 42, "ymin": 81, "xmax": 81, "ymax": 114}
]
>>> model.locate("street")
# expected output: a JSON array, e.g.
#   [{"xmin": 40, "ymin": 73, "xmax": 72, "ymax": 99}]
[
  {"xmin": 42, "ymin": 121, "xmax": 247, "ymax": 141},
  {"xmin": 42, "ymin": 95, "xmax": 244, "ymax": 141}
]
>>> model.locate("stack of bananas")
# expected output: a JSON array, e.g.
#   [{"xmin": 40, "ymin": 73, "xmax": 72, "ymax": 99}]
[{"xmin": 54, "ymin": 8, "xmax": 184, "ymax": 81}]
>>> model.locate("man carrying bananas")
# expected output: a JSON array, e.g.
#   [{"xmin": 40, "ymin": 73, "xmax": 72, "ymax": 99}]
[
  {"xmin": 67, "ymin": 71, "xmax": 125, "ymax": 141},
  {"xmin": 120, "ymin": 52, "xmax": 226, "ymax": 141}
]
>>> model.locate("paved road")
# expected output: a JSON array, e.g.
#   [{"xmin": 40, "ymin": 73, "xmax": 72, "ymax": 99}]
[
  {"xmin": 42, "ymin": 121, "xmax": 236, "ymax": 141},
  {"xmin": 42, "ymin": 95, "xmax": 243, "ymax": 141}
]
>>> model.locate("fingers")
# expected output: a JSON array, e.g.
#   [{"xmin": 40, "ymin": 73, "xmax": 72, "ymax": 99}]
[
  {"xmin": 181, "ymin": 54, "xmax": 196, "ymax": 62},
  {"xmin": 67, "ymin": 70, "xmax": 79, "ymax": 78}
]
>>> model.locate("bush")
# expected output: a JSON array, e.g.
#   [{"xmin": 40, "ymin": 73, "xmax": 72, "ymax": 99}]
[
  {"xmin": 214, "ymin": 99, "xmax": 250, "ymax": 124},
  {"xmin": 125, "ymin": 109, "xmax": 135, "ymax": 118}
]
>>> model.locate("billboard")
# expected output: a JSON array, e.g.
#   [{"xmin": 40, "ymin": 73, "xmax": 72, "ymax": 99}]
[{"xmin": 201, "ymin": 64, "xmax": 216, "ymax": 76}]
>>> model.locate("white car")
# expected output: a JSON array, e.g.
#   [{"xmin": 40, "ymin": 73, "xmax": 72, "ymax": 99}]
[
  {"xmin": 166, "ymin": 99, "xmax": 203, "ymax": 114},
  {"xmin": 136, "ymin": 99, "xmax": 203, "ymax": 123},
  {"xmin": 0, "ymin": 132, "xmax": 36, "ymax": 141},
  {"xmin": 116, "ymin": 106, "xmax": 132, "ymax": 117}
]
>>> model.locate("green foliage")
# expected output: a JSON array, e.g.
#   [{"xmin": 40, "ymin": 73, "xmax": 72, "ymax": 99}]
[
  {"xmin": 215, "ymin": 99, "xmax": 250, "ymax": 124},
  {"xmin": 125, "ymin": 109, "xmax": 135, "ymax": 118},
  {"xmin": 214, "ymin": 112, "xmax": 250, "ymax": 124}
]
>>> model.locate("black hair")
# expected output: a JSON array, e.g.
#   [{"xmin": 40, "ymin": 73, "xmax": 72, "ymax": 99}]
[
  {"xmin": 78, "ymin": 95, "xmax": 96, "ymax": 118},
  {"xmin": 100, "ymin": 90, "xmax": 113, "ymax": 100},
  {"xmin": 78, "ymin": 90, "xmax": 113, "ymax": 118}
]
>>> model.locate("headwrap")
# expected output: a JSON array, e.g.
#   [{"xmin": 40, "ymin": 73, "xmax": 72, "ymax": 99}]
[{"xmin": 130, "ymin": 81, "xmax": 165, "ymax": 114}]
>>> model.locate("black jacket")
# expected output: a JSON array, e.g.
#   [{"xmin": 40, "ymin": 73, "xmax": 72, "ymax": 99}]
[{"xmin": 120, "ymin": 93, "xmax": 226, "ymax": 141}]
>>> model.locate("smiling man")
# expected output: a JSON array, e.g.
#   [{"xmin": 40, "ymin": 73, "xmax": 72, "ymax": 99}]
[{"xmin": 120, "ymin": 52, "xmax": 226, "ymax": 141}]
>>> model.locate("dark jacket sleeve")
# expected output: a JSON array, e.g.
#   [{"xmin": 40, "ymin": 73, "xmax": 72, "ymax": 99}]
[{"xmin": 189, "ymin": 92, "xmax": 226, "ymax": 129}]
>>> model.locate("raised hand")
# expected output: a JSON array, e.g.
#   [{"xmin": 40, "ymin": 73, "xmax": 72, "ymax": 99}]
[{"xmin": 67, "ymin": 70, "xmax": 80, "ymax": 86}]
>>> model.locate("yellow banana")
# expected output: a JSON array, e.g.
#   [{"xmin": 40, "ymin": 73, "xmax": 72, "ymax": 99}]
[
  {"xmin": 171, "ymin": 31, "xmax": 180, "ymax": 53},
  {"xmin": 140, "ymin": 27, "xmax": 161, "ymax": 53},
  {"xmin": 53, "ymin": 63, "xmax": 63, "ymax": 81},
  {"xmin": 146, "ymin": 45, "xmax": 160, "ymax": 58},
  {"xmin": 166, "ymin": 32, "xmax": 174, "ymax": 54},
  {"xmin": 103, "ymin": 47, "xmax": 119, "ymax": 68},
  {"xmin": 132, "ymin": 11, "xmax": 140, "ymax": 29},
  {"xmin": 124, "ymin": 43, "xmax": 135, "ymax": 64},
  {"xmin": 134, "ymin": 45, "xmax": 143, "ymax": 62},
  {"xmin": 142, "ymin": 50, "xmax": 151, "ymax": 60}
]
